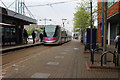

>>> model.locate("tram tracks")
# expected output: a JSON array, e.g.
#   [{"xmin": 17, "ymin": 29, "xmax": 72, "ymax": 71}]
[{"xmin": 2, "ymin": 45, "xmax": 55, "ymax": 69}]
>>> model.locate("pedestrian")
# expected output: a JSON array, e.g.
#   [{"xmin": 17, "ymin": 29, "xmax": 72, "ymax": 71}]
[
  {"xmin": 114, "ymin": 33, "xmax": 120, "ymax": 48},
  {"xmin": 39, "ymin": 33, "xmax": 43, "ymax": 42},
  {"xmin": 32, "ymin": 31, "xmax": 36, "ymax": 44},
  {"xmin": 23, "ymin": 29, "xmax": 28, "ymax": 44}
]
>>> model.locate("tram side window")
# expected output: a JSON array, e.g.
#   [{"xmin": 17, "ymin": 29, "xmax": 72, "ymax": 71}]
[
  {"xmin": 11, "ymin": 28, "xmax": 16, "ymax": 41},
  {"xmin": 2, "ymin": 27, "xmax": 4, "ymax": 35},
  {"xmin": 53, "ymin": 26, "xmax": 59, "ymax": 37},
  {"xmin": 11, "ymin": 28, "xmax": 15, "ymax": 37},
  {"xmin": 62, "ymin": 31, "xmax": 66, "ymax": 36},
  {"xmin": 5, "ymin": 28, "xmax": 11, "ymax": 38}
]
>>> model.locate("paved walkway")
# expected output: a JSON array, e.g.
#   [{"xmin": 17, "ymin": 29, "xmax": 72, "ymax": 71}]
[{"xmin": 2, "ymin": 40, "xmax": 119, "ymax": 78}]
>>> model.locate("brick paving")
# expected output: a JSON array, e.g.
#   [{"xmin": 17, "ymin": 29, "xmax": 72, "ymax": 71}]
[{"xmin": 2, "ymin": 40, "xmax": 119, "ymax": 78}]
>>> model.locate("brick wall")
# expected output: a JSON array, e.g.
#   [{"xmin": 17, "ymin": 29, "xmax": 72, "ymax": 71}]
[
  {"xmin": 97, "ymin": 1, "xmax": 119, "ymax": 43},
  {"xmin": 98, "ymin": 2, "xmax": 102, "ymax": 24},
  {"xmin": 97, "ymin": 24, "xmax": 102, "ymax": 43},
  {"xmin": 107, "ymin": 2, "xmax": 119, "ymax": 17},
  {"xmin": 98, "ymin": 1, "xmax": 119, "ymax": 23}
]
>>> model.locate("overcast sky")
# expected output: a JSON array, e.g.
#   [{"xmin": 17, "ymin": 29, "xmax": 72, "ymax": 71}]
[{"xmin": 0, "ymin": 0, "xmax": 98, "ymax": 32}]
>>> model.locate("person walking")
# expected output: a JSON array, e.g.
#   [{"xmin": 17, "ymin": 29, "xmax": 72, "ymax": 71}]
[
  {"xmin": 23, "ymin": 29, "xmax": 28, "ymax": 44},
  {"xmin": 32, "ymin": 31, "xmax": 36, "ymax": 44},
  {"xmin": 114, "ymin": 33, "xmax": 120, "ymax": 48},
  {"xmin": 39, "ymin": 33, "xmax": 43, "ymax": 42}
]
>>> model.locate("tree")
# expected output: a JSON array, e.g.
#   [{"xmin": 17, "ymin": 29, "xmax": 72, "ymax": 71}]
[
  {"xmin": 28, "ymin": 27, "xmax": 35, "ymax": 35},
  {"xmin": 73, "ymin": 2, "xmax": 90, "ymax": 34},
  {"xmin": 38, "ymin": 28, "xmax": 43, "ymax": 33},
  {"xmin": 73, "ymin": 2, "xmax": 97, "ymax": 33}
]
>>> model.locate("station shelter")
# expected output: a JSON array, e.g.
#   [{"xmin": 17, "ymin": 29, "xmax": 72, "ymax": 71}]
[{"xmin": 0, "ymin": 7, "xmax": 37, "ymax": 46}]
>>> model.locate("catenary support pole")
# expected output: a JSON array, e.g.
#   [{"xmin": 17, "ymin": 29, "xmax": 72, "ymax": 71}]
[
  {"xmin": 118, "ymin": 0, "xmax": 120, "ymax": 54},
  {"xmin": 90, "ymin": 0, "xmax": 93, "ymax": 50},
  {"xmin": 103, "ymin": 1, "xmax": 107, "ymax": 64},
  {"xmin": 102, "ymin": 0, "xmax": 104, "ymax": 47}
]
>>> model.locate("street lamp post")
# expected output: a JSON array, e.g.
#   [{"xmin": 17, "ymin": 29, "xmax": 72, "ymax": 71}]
[
  {"xmin": 62, "ymin": 19, "xmax": 67, "ymax": 27},
  {"xmin": 116, "ymin": 0, "xmax": 120, "ymax": 66},
  {"xmin": 39, "ymin": 18, "xmax": 52, "ymax": 27},
  {"xmin": 103, "ymin": 1, "xmax": 107, "ymax": 64},
  {"xmin": 90, "ymin": 0, "xmax": 93, "ymax": 50},
  {"xmin": 103, "ymin": 2, "xmax": 107, "ymax": 52},
  {"xmin": 118, "ymin": 0, "xmax": 120, "ymax": 54},
  {"xmin": 102, "ymin": 0, "xmax": 104, "ymax": 47}
]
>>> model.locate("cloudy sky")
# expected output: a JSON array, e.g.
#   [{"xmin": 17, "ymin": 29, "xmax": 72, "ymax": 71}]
[{"xmin": 0, "ymin": 0, "xmax": 98, "ymax": 32}]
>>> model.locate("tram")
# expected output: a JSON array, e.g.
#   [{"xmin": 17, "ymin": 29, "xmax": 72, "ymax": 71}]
[{"xmin": 43, "ymin": 25, "xmax": 72, "ymax": 44}]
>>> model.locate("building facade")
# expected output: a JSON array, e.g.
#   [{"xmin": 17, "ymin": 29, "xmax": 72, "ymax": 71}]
[{"xmin": 97, "ymin": 0, "xmax": 120, "ymax": 45}]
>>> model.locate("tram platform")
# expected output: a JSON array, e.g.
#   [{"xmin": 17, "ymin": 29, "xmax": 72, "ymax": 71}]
[{"xmin": 1, "ymin": 42, "xmax": 43, "ymax": 54}]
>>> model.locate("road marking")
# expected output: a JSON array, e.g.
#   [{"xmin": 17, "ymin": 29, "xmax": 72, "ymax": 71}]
[
  {"xmin": 31, "ymin": 73, "xmax": 50, "ymax": 78},
  {"xmin": 55, "ymin": 56, "xmax": 64, "ymax": 59},
  {"xmin": 47, "ymin": 62, "xmax": 59, "ymax": 65}
]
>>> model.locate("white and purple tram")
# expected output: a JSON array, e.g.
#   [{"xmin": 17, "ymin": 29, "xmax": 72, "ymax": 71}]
[{"xmin": 43, "ymin": 25, "xmax": 72, "ymax": 44}]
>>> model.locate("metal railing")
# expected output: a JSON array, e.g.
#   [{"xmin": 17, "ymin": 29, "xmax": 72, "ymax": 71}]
[
  {"xmin": 90, "ymin": 47, "xmax": 119, "ymax": 67},
  {"xmin": 114, "ymin": 49, "xmax": 119, "ymax": 66},
  {"xmin": 90, "ymin": 48, "xmax": 103, "ymax": 64},
  {"xmin": 101, "ymin": 51, "xmax": 117, "ymax": 66}
]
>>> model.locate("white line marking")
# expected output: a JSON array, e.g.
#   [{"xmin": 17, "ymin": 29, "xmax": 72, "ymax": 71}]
[
  {"xmin": 31, "ymin": 73, "xmax": 50, "ymax": 78},
  {"xmin": 47, "ymin": 62, "xmax": 59, "ymax": 65},
  {"xmin": 55, "ymin": 56, "xmax": 64, "ymax": 59}
]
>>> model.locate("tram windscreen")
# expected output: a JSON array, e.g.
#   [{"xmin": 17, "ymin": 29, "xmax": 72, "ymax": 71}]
[{"xmin": 45, "ymin": 25, "xmax": 56, "ymax": 37}]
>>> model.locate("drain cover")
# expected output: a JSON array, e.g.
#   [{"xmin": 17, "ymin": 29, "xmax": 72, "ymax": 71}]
[
  {"xmin": 74, "ymin": 48, "xmax": 79, "ymax": 50},
  {"xmin": 64, "ymin": 50, "xmax": 69, "ymax": 52},
  {"xmin": 47, "ymin": 62, "xmax": 59, "ymax": 65},
  {"xmin": 31, "ymin": 73, "xmax": 50, "ymax": 78},
  {"xmin": 60, "ymin": 52, "xmax": 67, "ymax": 54},
  {"xmin": 55, "ymin": 56, "xmax": 64, "ymax": 59}
]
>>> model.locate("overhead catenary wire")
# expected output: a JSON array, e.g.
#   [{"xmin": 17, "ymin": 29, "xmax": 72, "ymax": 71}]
[
  {"xmin": 0, "ymin": 0, "xmax": 8, "ymax": 9},
  {"xmin": 0, "ymin": 0, "xmax": 35, "ymax": 20},
  {"xmin": 50, "ymin": 7, "xmax": 63, "ymax": 20},
  {"xmin": 27, "ymin": 0, "xmax": 78, "ymax": 7},
  {"xmin": 23, "ymin": 2, "xmax": 35, "ymax": 19},
  {"xmin": 7, "ymin": 0, "xmax": 16, "ymax": 8}
]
